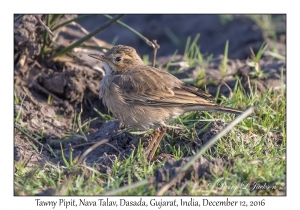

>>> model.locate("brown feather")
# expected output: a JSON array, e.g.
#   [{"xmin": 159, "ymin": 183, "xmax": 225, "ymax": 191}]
[
  {"xmin": 91, "ymin": 45, "xmax": 243, "ymax": 130},
  {"xmin": 112, "ymin": 65, "xmax": 216, "ymax": 107},
  {"xmin": 90, "ymin": 45, "xmax": 244, "ymax": 160}
]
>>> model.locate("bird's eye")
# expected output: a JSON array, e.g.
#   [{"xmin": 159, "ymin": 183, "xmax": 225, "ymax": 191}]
[{"xmin": 115, "ymin": 57, "xmax": 122, "ymax": 62}]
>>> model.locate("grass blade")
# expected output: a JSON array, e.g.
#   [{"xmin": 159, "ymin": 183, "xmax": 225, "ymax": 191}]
[
  {"xmin": 34, "ymin": 14, "xmax": 53, "ymax": 36},
  {"xmin": 77, "ymin": 105, "xmax": 87, "ymax": 141},
  {"xmin": 41, "ymin": 15, "xmax": 50, "ymax": 57},
  {"xmin": 104, "ymin": 179, "xmax": 150, "ymax": 195},
  {"xmin": 103, "ymin": 14, "xmax": 154, "ymax": 48},
  {"xmin": 254, "ymin": 42, "xmax": 267, "ymax": 63},
  {"xmin": 156, "ymin": 106, "xmax": 255, "ymax": 195},
  {"xmin": 14, "ymin": 14, "xmax": 24, "ymax": 23},
  {"xmin": 55, "ymin": 14, "xmax": 124, "ymax": 57},
  {"xmin": 184, "ymin": 36, "xmax": 191, "ymax": 57},
  {"xmin": 165, "ymin": 50, "xmax": 178, "ymax": 71},
  {"xmin": 60, "ymin": 143, "xmax": 70, "ymax": 168},
  {"xmin": 77, "ymin": 139, "xmax": 109, "ymax": 165},
  {"xmin": 49, "ymin": 14, "xmax": 63, "ymax": 26},
  {"xmin": 221, "ymin": 40, "xmax": 229, "ymax": 75}
]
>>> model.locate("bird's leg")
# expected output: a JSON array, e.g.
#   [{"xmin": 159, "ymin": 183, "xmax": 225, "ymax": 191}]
[
  {"xmin": 145, "ymin": 129, "xmax": 160, "ymax": 153},
  {"xmin": 148, "ymin": 126, "xmax": 167, "ymax": 161}
]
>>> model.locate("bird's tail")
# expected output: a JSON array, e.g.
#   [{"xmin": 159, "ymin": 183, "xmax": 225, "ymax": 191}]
[
  {"xmin": 209, "ymin": 105, "xmax": 244, "ymax": 115},
  {"xmin": 186, "ymin": 105, "xmax": 243, "ymax": 115}
]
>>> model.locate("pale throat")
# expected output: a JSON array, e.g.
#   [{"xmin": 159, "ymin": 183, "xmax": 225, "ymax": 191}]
[{"xmin": 103, "ymin": 62, "xmax": 113, "ymax": 76}]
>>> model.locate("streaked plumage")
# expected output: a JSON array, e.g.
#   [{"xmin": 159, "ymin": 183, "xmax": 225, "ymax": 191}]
[{"xmin": 89, "ymin": 45, "xmax": 243, "ymax": 160}]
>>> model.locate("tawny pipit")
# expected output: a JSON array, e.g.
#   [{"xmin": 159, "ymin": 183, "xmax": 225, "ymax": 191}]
[{"xmin": 89, "ymin": 45, "xmax": 243, "ymax": 160}]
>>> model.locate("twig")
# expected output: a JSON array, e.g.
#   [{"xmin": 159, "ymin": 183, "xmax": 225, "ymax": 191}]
[
  {"xmin": 156, "ymin": 106, "xmax": 255, "ymax": 195},
  {"xmin": 70, "ymin": 22, "xmax": 101, "ymax": 47},
  {"xmin": 14, "ymin": 124, "xmax": 52, "ymax": 153},
  {"xmin": 69, "ymin": 142, "xmax": 95, "ymax": 149},
  {"xmin": 103, "ymin": 14, "xmax": 155, "ymax": 48},
  {"xmin": 56, "ymin": 14, "xmax": 124, "ymax": 57},
  {"xmin": 152, "ymin": 40, "xmax": 160, "ymax": 67},
  {"xmin": 33, "ymin": 82, "xmax": 63, "ymax": 104},
  {"xmin": 34, "ymin": 15, "xmax": 54, "ymax": 36},
  {"xmin": 68, "ymin": 141, "xmax": 121, "ymax": 154},
  {"xmin": 14, "ymin": 124, "xmax": 44, "ymax": 148},
  {"xmin": 102, "ymin": 15, "xmax": 160, "ymax": 67},
  {"xmin": 105, "ymin": 143, "xmax": 122, "ymax": 154},
  {"xmin": 77, "ymin": 104, "xmax": 88, "ymax": 141},
  {"xmin": 76, "ymin": 139, "xmax": 110, "ymax": 165},
  {"xmin": 157, "ymin": 172, "xmax": 186, "ymax": 195},
  {"xmin": 221, "ymin": 80, "xmax": 233, "ymax": 97}
]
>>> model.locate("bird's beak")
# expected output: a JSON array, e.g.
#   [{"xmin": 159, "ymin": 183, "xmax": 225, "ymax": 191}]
[{"xmin": 88, "ymin": 54, "xmax": 107, "ymax": 62}]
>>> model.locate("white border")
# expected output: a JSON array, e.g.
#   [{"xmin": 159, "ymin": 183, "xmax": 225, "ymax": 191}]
[{"xmin": 2, "ymin": 0, "xmax": 297, "ymax": 209}]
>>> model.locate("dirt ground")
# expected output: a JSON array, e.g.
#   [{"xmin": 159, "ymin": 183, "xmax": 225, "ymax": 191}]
[{"xmin": 14, "ymin": 15, "xmax": 286, "ymax": 190}]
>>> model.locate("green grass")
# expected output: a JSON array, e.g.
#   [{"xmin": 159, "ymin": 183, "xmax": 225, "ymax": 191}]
[
  {"xmin": 221, "ymin": 40, "xmax": 229, "ymax": 76},
  {"xmin": 220, "ymin": 15, "xmax": 286, "ymax": 60},
  {"xmin": 14, "ymin": 78, "xmax": 286, "ymax": 195}
]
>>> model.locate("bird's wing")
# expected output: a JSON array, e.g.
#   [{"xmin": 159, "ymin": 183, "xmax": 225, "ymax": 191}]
[{"xmin": 111, "ymin": 65, "xmax": 215, "ymax": 107}]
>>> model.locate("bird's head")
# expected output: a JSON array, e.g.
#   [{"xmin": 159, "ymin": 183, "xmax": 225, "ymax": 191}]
[{"xmin": 89, "ymin": 45, "xmax": 144, "ymax": 74}]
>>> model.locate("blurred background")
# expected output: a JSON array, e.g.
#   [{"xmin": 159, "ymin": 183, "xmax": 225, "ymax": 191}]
[{"xmin": 75, "ymin": 14, "xmax": 285, "ymax": 59}]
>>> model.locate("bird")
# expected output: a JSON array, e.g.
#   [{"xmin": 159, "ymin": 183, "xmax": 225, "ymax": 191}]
[{"xmin": 89, "ymin": 45, "xmax": 243, "ymax": 160}]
